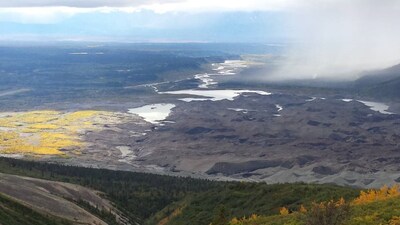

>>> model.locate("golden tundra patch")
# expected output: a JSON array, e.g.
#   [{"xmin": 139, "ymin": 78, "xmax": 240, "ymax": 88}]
[{"xmin": 0, "ymin": 110, "xmax": 115, "ymax": 155}]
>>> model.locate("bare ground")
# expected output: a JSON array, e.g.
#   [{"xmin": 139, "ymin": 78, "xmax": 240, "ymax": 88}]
[{"xmin": 0, "ymin": 173, "xmax": 122, "ymax": 225}]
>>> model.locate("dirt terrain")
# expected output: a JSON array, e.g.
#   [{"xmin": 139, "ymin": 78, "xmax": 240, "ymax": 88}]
[
  {"xmin": 0, "ymin": 173, "xmax": 125, "ymax": 224},
  {"xmin": 130, "ymin": 93, "xmax": 400, "ymax": 188},
  {"xmin": 34, "ymin": 88, "xmax": 399, "ymax": 188}
]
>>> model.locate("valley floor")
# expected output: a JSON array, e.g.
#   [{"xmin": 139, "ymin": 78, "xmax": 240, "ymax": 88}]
[{"xmin": 0, "ymin": 54, "xmax": 399, "ymax": 189}]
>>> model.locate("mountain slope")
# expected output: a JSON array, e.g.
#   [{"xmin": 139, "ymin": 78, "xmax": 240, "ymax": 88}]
[
  {"xmin": 0, "ymin": 172, "xmax": 123, "ymax": 225},
  {"xmin": 164, "ymin": 183, "xmax": 359, "ymax": 225},
  {"xmin": 0, "ymin": 193, "xmax": 71, "ymax": 225},
  {"xmin": 230, "ymin": 195, "xmax": 400, "ymax": 225},
  {"xmin": 0, "ymin": 157, "xmax": 221, "ymax": 224},
  {"xmin": 0, "ymin": 157, "xmax": 361, "ymax": 225},
  {"xmin": 3, "ymin": 157, "xmax": 398, "ymax": 225},
  {"xmin": 355, "ymin": 63, "xmax": 400, "ymax": 99}
]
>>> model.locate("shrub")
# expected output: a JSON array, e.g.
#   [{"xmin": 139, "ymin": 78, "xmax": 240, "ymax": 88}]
[{"xmin": 305, "ymin": 198, "xmax": 350, "ymax": 225}]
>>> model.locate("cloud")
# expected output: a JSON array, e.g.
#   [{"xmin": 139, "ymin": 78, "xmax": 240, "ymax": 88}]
[
  {"xmin": 266, "ymin": 0, "xmax": 400, "ymax": 81},
  {"xmin": 0, "ymin": 0, "xmax": 295, "ymax": 25},
  {"xmin": 0, "ymin": 10, "xmax": 282, "ymax": 43},
  {"xmin": 0, "ymin": 0, "xmax": 295, "ymax": 24},
  {"xmin": 0, "ymin": 0, "xmax": 178, "ymax": 8},
  {"xmin": 140, "ymin": 0, "xmax": 296, "ymax": 13},
  {"xmin": 0, "ymin": 7, "xmax": 94, "ymax": 23},
  {"xmin": 0, "ymin": 0, "xmax": 298, "ymax": 13}
]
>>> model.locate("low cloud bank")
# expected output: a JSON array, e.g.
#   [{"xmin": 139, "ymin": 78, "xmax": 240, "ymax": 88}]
[{"xmin": 267, "ymin": 0, "xmax": 400, "ymax": 81}]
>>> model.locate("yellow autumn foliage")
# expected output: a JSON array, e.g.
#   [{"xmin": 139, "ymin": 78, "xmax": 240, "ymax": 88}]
[
  {"xmin": 230, "ymin": 217, "xmax": 239, "ymax": 225},
  {"xmin": 280, "ymin": 207, "xmax": 289, "ymax": 215},
  {"xmin": 390, "ymin": 216, "xmax": 400, "ymax": 225},
  {"xmin": 249, "ymin": 214, "xmax": 258, "ymax": 220},
  {"xmin": 352, "ymin": 185, "xmax": 400, "ymax": 205},
  {"xmin": 27, "ymin": 124, "xmax": 59, "ymax": 130},
  {"xmin": 299, "ymin": 204, "xmax": 307, "ymax": 213},
  {"xmin": 0, "ymin": 110, "xmax": 112, "ymax": 155},
  {"xmin": 229, "ymin": 214, "xmax": 260, "ymax": 225}
]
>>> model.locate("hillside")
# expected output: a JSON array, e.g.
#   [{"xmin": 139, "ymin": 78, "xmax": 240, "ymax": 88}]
[
  {"xmin": 228, "ymin": 187, "xmax": 400, "ymax": 225},
  {"xmin": 355, "ymin": 63, "xmax": 400, "ymax": 99},
  {"xmin": 163, "ymin": 183, "xmax": 359, "ymax": 225},
  {"xmin": 0, "ymin": 157, "xmax": 360, "ymax": 225},
  {"xmin": 0, "ymin": 193, "xmax": 72, "ymax": 225},
  {"xmin": 0, "ymin": 172, "xmax": 122, "ymax": 225},
  {"xmin": 0, "ymin": 157, "xmax": 220, "ymax": 224},
  {"xmin": 2, "ymin": 157, "xmax": 400, "ymax": 225}
]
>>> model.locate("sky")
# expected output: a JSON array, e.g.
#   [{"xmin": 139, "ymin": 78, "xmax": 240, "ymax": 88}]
[
  {"xmin": 0, "ymin": 0, "xmax": 292, "ymax": 42},
  {"xmin": 1, "ymin": 0, "xmax": 400, "ymax": 80}
]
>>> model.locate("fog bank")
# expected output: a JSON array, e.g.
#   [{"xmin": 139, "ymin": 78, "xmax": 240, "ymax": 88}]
[{"xmin": 268, "ymin": 0, "xmax": 400, "ymax": 81}]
